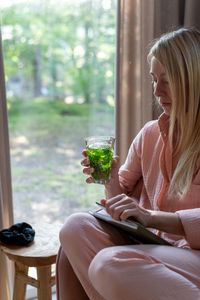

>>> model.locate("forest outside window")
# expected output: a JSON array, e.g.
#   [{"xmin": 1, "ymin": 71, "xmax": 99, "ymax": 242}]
[{"xmin": 1, "ymin": 0, "xmax": 116, "ymax": 227}]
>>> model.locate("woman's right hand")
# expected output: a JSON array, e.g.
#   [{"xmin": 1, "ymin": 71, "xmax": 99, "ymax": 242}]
[
  {"xmin": 81, "ymin": 150, "xmax": 120, "ymax": 186},
  {"xmin": 104, "ymin": 155, "xmax": 123, "ymax": 198},
  {"xmin": 81, "ymin": 149, "xmax": 94, "ymax": 184},
  {"xmin": 107, "ymin": 155, "xmax": 120, "ymax": 183}
]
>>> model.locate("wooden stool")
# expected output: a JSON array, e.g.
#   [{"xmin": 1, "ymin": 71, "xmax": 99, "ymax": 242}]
[{"xmin": 0, "ymin": 223, "xmax": 61, "ymax": 300}]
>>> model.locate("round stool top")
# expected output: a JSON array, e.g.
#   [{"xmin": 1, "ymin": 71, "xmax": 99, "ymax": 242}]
[{"xmin": 0, "ymin": 223, "xmax": 62, "ymax": 267}]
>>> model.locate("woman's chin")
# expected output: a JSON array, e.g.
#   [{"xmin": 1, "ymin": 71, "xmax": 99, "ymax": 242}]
[{"xmin": 161, "ymin": 104, "xmax": 171, "ymax": 115}]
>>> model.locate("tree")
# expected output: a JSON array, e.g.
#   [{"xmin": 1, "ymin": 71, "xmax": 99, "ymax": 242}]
[{"xmin": 1, "ymin": 0, "xmax": 116, "ymax": 104}]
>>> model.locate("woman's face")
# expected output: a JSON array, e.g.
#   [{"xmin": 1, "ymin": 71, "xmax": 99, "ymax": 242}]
[{"xmin": 150, "ymin": 57, "xmax": 172, "ymax": 115}]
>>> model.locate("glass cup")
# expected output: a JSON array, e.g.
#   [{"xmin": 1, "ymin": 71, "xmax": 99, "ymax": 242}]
[{"xmin": 85, "ymin": 136, "xmax": 115, "ymax": 184}]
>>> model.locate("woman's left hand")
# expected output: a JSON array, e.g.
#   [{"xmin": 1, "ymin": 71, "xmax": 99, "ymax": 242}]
[
  {"xmin": 101, "ymin": 194, "xmax": 185, "ymax": 235},
  {"xmin": 101, "ymin": 194, "xmax": 152, "ymax": 227}
]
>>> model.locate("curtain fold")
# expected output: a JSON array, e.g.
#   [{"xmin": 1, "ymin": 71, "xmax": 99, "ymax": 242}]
[
  {"xmin": 0, "ymin": 29, "xmax": 14, "ymax": 300},
  {"xmin": 115, "ymin": 0, "xmax": 154, "ymax": 165},
  {"xmin": 184, "ymin": 0, "xmax": 200, "ymax": 28},
  {"xmin": 116, "ymin": 0, "xmax": 200, "ymax": 165}
]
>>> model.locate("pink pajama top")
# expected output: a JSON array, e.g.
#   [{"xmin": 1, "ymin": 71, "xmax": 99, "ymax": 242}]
[{"xmin": 118, "ymin": 113, "xmax": 200, "ymax": 249}]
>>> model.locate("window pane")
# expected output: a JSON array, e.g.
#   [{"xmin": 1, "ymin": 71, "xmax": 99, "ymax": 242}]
[{"xmin": 1, "ymin": 0, "xmax": 116, "ymax": 224}]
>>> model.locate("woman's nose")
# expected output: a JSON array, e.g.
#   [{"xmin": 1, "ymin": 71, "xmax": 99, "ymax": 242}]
[{"xmin": 154, "ymin": 81, "xmax": 162, "ymax": 97}]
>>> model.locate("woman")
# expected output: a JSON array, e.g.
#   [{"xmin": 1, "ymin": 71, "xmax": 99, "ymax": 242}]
[{"xmin": 56, "ymin": 28, "xmax": 200, "ymax": 299}]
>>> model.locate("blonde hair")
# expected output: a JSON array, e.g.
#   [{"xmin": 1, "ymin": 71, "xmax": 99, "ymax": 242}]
[{"xmin": 148, "ymin": 28, "xmax": 200, "ymax": 198}]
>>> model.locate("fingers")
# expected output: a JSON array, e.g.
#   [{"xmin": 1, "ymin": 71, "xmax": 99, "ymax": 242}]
[
  {"xmin": 105, "ymin": 194, "xmax": 128, "ymax": 207},
  {"xmin": 111, "ymin": 156, "xmax": 120, "ymax": 172},
  {"xmin": 105, "ymin": 194, "xmax": 128, "ymax": 220},
  {"xmin": 100, "ymin": 193, "xmax": 149, "ymax": 225},
  {"xmin": 111, "ymin": 155, "xmax": 120, "ymax": 166},
  {"xmin": 83, "ymin": 166, "xmax": 94, "ymax": 175},
  {"xmin": 81, "ymin": 149, "xmax": 94, "ymax": 184},
  {"xmin": 81, "ymin": 157, "xmax": 90, "ymax": 167},
  {"xmin": 109, "ymin": 156, "xmax": 120, "ymax": 182},
  {"xmin": 81, "ymin": 156, "xmax": 94, "ymax": 176},
  {"xmin": 82, "ymin": 160, "xmax": 94, "ymax": 183},
  {"xmin": 81, "ymin": 151, "xmax": 93, "ymax": 174},
  {"xmin": 81, "ymin": 150, "xmax": 89, "ymax": 166},
  {"xmin": 99, "ymin": 197, "xmax": 126, "ymax": 221},
  {"xmin": 120, "ymin": 208, "xmax": 138, "ymax": 221},
  {"xmin": 86, "ymin": 177, "xmax": 94, "ymax": 184},
  {"xmin": 82, "ymin": 149, "xmax": 87, "ymax": 158},
  {"xmin": 81, "ymin": 158, "xmax": 94, "ymax": 177},
  {"xmin": 104, "ymin": 194, "xmax": 139, "ymax": 221},
  {"xmin": 100, "ymin": 198, "xmax": 106, "ymax": 206}
]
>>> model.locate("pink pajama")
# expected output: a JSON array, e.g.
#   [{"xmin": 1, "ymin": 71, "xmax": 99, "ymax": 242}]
[
  {"xmin": 56, "ymin": 114, "xmax": 200, "ymax": 299},
  {"xmin": 56, "ymin": 212, "xmax": 200, "ymax": 300}
]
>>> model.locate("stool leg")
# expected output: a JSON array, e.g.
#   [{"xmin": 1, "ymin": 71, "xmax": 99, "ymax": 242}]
[
  {"xmin": 13, "ymin": 261, "xmax": 28, "ymax": 300},
  {"xmin": 37, "ymin": 265, "xmax": 52, "ymax": 300}
]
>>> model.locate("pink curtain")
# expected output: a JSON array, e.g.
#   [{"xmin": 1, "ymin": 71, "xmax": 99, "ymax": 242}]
[
  {"xmin": 116, "ymin": 0, "xmax": 200, "ymax": 165},
  {"xmin": 115, "ymin": 0, "xmax": 155, "ymax": 165}
]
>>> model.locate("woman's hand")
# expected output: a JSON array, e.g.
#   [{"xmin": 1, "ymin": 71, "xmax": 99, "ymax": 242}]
[
  {"xmin": 105, "ymin": 155, "xmax": 120, "ymax": 184},
  {"xmin": 81, "ymin": 150, "xmax": 94, "ymax": 184},
  {"xmin": 101, "ymin": 194, "xmax": 152, "ymax": 227},
  {"xmin": 81, "ymin": 150, "xmax": 121, "ymax": 188},
  {"xmin": 101, "ymin": 194, "xmax": 185, "ymax": 236}
]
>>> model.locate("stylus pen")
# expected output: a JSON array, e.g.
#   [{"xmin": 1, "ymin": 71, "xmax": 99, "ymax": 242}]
[{"xmin": 96, "ymin": 202, "xmax": 106, "ymax": 209}]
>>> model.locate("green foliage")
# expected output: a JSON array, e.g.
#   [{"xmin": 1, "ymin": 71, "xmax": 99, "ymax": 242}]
[
  {"xmin": 7, "ymin": 97, "xmax": 90, "ymax": 117},
  {"xmin": 2, "ymin": 0, "xmax": 116, "ymax": 222},
  {"xmin": 9, "ymin": 99, "xmax": 113, "ymax": 220},
  {"xmin": 7, "ymin": 96, "xmax": 114, "ymax": 121},
  {"xmin": 2, "ymin": 0, "xmax": 116, "ymax": 103}
]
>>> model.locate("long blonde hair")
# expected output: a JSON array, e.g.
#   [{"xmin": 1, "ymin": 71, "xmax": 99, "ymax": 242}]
[{"xmin": 148, "ymin": 28, "xmax": 200, "ymax": 198}]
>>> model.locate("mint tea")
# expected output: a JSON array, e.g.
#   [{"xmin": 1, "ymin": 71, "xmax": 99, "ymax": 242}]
[{"xmin": 85, "ymin": 136, "xmax": 115, "ymax": 184}]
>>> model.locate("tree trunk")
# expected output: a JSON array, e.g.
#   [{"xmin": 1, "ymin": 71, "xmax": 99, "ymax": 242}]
[{"xmin": 32, "ymin": 46, "xmax": 42, "ymax": 97}]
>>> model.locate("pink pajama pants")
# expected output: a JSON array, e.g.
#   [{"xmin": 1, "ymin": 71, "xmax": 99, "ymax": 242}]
[{"xmin": 56, "ymin": 212, "xmax": 200, "ymax": 300}]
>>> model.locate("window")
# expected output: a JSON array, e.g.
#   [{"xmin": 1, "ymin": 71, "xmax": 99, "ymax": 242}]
[{"xmin": 1, "ymin": 0, "xmax": 116, "ymax": 227}]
